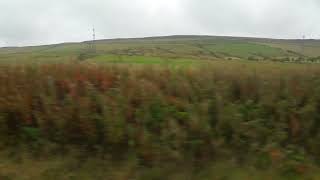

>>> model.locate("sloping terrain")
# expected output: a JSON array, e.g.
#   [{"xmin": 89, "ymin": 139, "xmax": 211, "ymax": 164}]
[{"xmin": 0, "ymin": 35, "xmax": 319, "ymax": 64}]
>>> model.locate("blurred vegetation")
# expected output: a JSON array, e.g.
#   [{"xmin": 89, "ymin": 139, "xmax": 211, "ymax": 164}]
[{"xmin": 1, "ymin": 62, "xmax": 320, "ymax": 179}]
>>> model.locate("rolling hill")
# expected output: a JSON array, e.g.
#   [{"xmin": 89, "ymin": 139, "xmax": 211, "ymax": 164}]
[{"xmin": 0, "ymin": 35, "xmax": 319, "ymax": 64}]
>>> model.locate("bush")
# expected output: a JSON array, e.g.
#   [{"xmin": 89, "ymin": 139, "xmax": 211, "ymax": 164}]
[{"xmin": 0, "ymin": 63, "xmax": 320, "ymax": 168}]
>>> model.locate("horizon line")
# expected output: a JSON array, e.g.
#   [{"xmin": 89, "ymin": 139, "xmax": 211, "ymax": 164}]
[{"xmin": 1, "ymin": 34, "xmax": 318, "ymax": 49}]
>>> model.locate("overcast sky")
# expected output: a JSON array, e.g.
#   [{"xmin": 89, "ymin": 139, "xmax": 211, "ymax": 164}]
[{"xmin": 0, "ymin": 0, "xmax": 319, "ymax": 47}]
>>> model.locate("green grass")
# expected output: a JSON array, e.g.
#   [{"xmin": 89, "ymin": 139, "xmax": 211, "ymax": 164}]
[
  {"xmin": 204, "ymin": 41, "xmax": 288, "ymax": 58},
  {"xmin": 261, "ymin": 41, "xmax": 320, "ymax": 57},
  {"xmin": 90, "ymin": 54, "xmax": 208, "ymax": 67},
  {"xmin": 1, "ymin": 35, "xmax": 319, "ymax": 65}
]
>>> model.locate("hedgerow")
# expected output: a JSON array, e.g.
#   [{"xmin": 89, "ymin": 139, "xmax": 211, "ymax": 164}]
[{"xmin": 1, "ymin": 63, "xmax": 320, "ymax": 174}]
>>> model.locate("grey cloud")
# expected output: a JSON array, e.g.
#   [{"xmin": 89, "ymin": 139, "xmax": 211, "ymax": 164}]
[
  {"xmin": 182, "ymin": 0, "xmax": 320, "ymax": 38},
  {"xmin": 0, "ymin": 0, "xmax": 319, "ymax": 46}
]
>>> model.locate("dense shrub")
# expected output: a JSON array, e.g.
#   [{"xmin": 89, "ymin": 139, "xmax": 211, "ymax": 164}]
[{"xmin": 0, "ymin": 62, "xmax": 320, "ymax": 172}]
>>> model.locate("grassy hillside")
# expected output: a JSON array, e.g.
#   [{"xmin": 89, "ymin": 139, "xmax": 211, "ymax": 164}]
[{"xmin": 1, "ymin": 35, "xmax": 320, "ymax": 64}]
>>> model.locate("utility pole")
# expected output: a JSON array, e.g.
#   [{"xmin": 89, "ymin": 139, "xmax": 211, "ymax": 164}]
[
  {"xmin": 301, "ymin": 35, "xmax": 305, "ymax": 55},
  {"xmin": 77, "ymin": 27, "xmax": 97, "ymax": 61},
  {"xmin": 92, "ymin": 26, "xmax": 96, "ymax": 53}
]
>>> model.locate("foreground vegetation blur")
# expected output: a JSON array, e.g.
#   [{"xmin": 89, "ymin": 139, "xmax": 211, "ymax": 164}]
[{"xmin": 1, "ymin": 61, "xmax": 320, "ymax": 179}]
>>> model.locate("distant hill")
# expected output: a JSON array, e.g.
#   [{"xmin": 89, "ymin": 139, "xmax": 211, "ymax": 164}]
[{"xmin": 1, "ymin": 35, "xmax": 319, "ymax": 63}]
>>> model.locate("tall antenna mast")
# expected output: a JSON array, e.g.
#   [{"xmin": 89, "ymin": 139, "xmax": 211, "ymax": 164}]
[
  {"xmin": 301, "ymin": 35, "xmax": 305, "ymax": 55},
  {"xmin": 93, "ymin": 26, "xmax": 96, "ymax": 42},
  {"xmin": 92, "ymin": 26, "xmax": 96, "ymax": 53}
]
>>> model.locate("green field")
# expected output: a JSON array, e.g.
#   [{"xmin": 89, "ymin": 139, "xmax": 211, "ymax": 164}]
[{"xmin": 1, "ymin": 35, "xmax": 320, "ymax": 65}]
